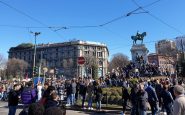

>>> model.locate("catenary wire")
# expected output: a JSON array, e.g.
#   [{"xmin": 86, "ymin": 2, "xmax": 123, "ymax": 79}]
[{"xmin": 132, "ymin": 0, "xmax": 184, "ymax": 35}]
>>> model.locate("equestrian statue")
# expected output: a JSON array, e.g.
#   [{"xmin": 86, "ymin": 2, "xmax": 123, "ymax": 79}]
[{"xmin": 131, "ymin": 31, "xmax": 147, "ymax": 44}]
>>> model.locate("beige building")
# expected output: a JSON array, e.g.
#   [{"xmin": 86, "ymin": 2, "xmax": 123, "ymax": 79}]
[
  {"xmin": 155, "ymin": 39, "xmax": 176, "ymax": 54},
  {"xmin": 8, "ymin": 40, "xmax": 109, "ymax": 78},
  {"xmin": 148, "ymin": 53, "xmax": 176, "ymax": 75}
]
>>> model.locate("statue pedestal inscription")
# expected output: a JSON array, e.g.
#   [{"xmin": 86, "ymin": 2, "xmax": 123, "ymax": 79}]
[{"xmin": 130, "ymin": 44, "xmax": 149, "ymax": 64}]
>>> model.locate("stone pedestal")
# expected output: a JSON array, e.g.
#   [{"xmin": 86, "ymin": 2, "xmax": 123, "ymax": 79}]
[{"xmin": 130, "ymin": 44, "xmax": 149, "ymax": 64}]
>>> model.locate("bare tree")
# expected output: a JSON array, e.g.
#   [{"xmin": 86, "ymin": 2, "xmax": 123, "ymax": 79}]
[
  {"xmin": 0, "ymin": 54, "xmax": 7, "ymax": 80},
  {"xmin": 0, "ymin": 54, "xmax": 7, "ymax": 69},
  {"xmin": 176, "ymin": 37, "xmax": 185, "ymax": 52},
  {"xmin": 158, "ymin": 44, "xmax": 178, "ymax": 58},
  {"xmin": 109, "ymin": 53, "xmax": 129, "ymax": 72},
  {"xmin": 84, "ymin": 52, "xmax": 97, "ymax": 78},
  {"xmin": 7, "ymin": 58, "xmax": 28, "ymax": 79}
]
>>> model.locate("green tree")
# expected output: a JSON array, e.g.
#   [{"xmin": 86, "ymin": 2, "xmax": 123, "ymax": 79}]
[{"xmin": 17, "ymin": 43, "xmax": 34, "ymax": 48}]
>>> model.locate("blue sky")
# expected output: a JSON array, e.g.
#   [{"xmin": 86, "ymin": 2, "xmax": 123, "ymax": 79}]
[{"xmin": 0, "ymin": 0, "xmax": 185, "ymax": 60}]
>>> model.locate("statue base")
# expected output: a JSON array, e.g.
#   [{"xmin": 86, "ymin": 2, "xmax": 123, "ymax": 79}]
[{"xmin": 130, "ymin": 44, "xmax": 149, "ymax": 64}]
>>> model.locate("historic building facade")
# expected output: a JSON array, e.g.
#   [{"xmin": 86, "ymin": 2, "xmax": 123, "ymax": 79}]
[
  {"xmin": 8, "ymin": 40, "xmax": 109, "ymax": 78},
  {"xmin": 148, "ymin": 53, "xmax": 176, "ymax": 75},
  {"xmin": 155, "ymin": 39, "xmax": 176, "ymax": 54}
]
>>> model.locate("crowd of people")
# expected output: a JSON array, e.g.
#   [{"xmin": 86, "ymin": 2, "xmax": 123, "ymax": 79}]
[
  {"xmin": 4, "ymin": 79, "xmax": 66, "ymax": 115},
  {"xmin": 0, "ymin": 69, "xmax": 185, "ymax": 115},
  {"xmin": 127, "ymin": 77, "xmax": 185, "ymax": 115}
]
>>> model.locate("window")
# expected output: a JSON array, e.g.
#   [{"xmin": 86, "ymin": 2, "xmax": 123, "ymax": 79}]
[
  {"xmin": 97, "ymin": 52, "xmax": 102, "ymax": 57},
  {"xmin": 74, "ymin": 51, "xmax": 77, "ymax": 56},
  {"xmin": 84, "ymin": 51, "xmax": 89, "ymax": 55},
  {"xmin": 92, "ymin": 46, "xmax": 96, "ymax": 50},
  {"xmin": 99, "ymin": 60, "xmax": 103, "ymax": 65},
  {"xmin": 84, "ymin": 46, "xmax": 88, "ymax": 50},
  {"xmin": 93, "ymin": 52, "xmax": 96, "ymax": 56}
]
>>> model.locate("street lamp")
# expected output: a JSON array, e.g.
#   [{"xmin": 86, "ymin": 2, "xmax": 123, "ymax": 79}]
[{"xmin": 30, "ymin": 31, "xmax": 41, "ymax": 77}]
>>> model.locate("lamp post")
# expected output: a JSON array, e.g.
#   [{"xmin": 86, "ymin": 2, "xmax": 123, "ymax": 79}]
[{"xmin": 31, "ymin": 31, "xmax": 41, "ymax": 77}]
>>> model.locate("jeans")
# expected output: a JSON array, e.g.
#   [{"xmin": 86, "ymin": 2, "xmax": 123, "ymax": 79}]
[
  {"xmin": 149, "ymin": 101, "xmax": 158, "ymax": 115},
  {"xmin": 67, "ymin": 95, "xmax": 71, "ymax": 105},
  {"xmin": 8, "ymin": 106, "xmax": 17, "ymax": 115},
  {"xmin": 131, "ymin": 104, "xmax": 137, "ymax": 115},
  {"xmin": 96, "ymin": 101, "xmax": 101, "ymax": 110},
  {"xmin": 71, "ymin": 93, "xmax": 75, "ymax": 105},
  {"xmin": 88, "ymin": 97, "xmax": 93, "ymax": 108},
  {"xmin": 138, "ymin": 109, "xmax": 147, "ymax": 115},
  {"xmin": 81, "ymin": 95, "xmax": 86, "ymax": 108},
  {"xmin": 163, "ymin": 103, "xmax": 173, "ymax": 115}
]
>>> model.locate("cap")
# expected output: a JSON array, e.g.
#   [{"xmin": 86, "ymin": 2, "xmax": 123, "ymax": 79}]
[{"xmin": 174, "ymin": 85, "xmax": 185, "ymax": 95}]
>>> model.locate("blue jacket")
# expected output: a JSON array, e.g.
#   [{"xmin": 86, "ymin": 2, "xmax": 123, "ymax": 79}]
[
  {"xmin": 145, "ymin": 85, "xmax": 158, "ymax": 102},
  {"xmin": 161, "ymin": 90, "xmax": 173, "ymax": 105}
]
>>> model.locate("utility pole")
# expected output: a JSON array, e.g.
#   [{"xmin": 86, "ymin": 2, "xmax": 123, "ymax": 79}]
[
  {"xmin": 31, "ymin": 31, "xmax": 41, "ymax": 77},
  {"xmin": 38, "ymin": 51, "xmax": 43, "ymax": 78}
]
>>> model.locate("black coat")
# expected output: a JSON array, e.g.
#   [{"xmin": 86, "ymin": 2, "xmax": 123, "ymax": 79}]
[
  {"xmin": 8, "ymin": 89, "xmax": 19, "ymax": 106},
  {"xmin": 94, "ymin": 86, "xmax": 103, "ymax": 102},
  {"xmin": 45, "ymin": 99, "xmax": 58, "ymax": 109},
  {"xmin": 130, "ymin": 87, "xmax": 138, "ymax": 105},
  {"xmin": 65, "ymin": 83, "xmax": 72, "ymax": 96},
  {"xmin": 79, "ymin": 83, "xmax": 87, "ymax": 96},
  {"xmin": 122, "ymin": 87, "xmax": 130, "ymax": 100}
]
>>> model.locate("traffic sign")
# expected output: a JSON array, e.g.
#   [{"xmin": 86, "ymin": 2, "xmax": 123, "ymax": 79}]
[{"xmin": 78, "ymin": 56, "xmax": 85, "ymax": 65}]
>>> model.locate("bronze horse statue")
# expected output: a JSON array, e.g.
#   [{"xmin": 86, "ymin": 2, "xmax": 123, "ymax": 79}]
[{"xmin": 131, "ymin": 32, "xmax": 147, "ymax": 44}]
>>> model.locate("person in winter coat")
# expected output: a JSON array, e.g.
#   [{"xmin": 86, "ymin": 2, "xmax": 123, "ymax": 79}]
[
  {"xmin": 42, "ymin": 85, "xmax": 55, "ymax": 103},
  {"xmin": 45, "ymin": 92, "xmax": 59, "ymax": 109},
  {"xmin": 161, "ymin": 85, "xmax": 173, "ymax": 115},
  {"xmin": 21, "ymin": 81, "xmax": 36, "ymax": 106},
  {"xmin": 65, "ymin": 80, "xmax": 72, "ymax": 106},
  {"xmin": 71, "ymin": 79, "xmax": 76, "ymax": 105},
  {"xmin": 137, "ymin": 83, "xmax": 148, "ymax": 115},
  {"xmin": 86, "ymin": 82, "xmax": 94, "ymax": 110},
  {"xmin": 130, "ymin": 84, "xmax": 139, "ymax": 115},
  {"xmin": 122, "ymin": 85, "xmax": 130, "ymax": 114},
  {"xmin": 172, "ymin": 85, "xmax": 185, "ymax": 115},
  {"xmin": 8, "ymin": 84, "xmax": 21, "ymax": 115},
  {"xmin": 75, "ymin": 79, "xmax": 80, "ymax": 101},
  {"xmin": 79, "ymin": 81, "xmax": 87, "ymax": 109},
  {"xmin": 145, "ymin": 82, "xmax": 159, "ymax": 115},
  {"xmin": 94, "ymin": 81, "xmax": 103, "ymax": 111}
]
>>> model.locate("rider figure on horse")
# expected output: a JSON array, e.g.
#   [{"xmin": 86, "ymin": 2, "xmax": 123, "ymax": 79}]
[{"xmin": 131, "ymin": 31, "xmax": 147, "ymax": 45}]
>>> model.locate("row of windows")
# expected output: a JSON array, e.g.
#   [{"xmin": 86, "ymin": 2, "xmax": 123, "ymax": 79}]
[
  {"xmin": 159, "ymin": 65, "xmax": 174, "ymax": 69},
  {"xmin": 84, "ymin": 51, "xmax": 103, "ymax": 57},
  {"xmin": 84, "ymin": 46, "xmax": 103, "ymax": 50},
  {"xmin": 159, "ymin": 60, "xmax": 173, "ymax": 64}
]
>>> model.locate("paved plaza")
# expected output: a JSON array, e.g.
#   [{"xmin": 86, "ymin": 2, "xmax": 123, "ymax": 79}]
[{"xmin": 0, "ymin": 101, "xmax": 121, "ymax": 115}]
